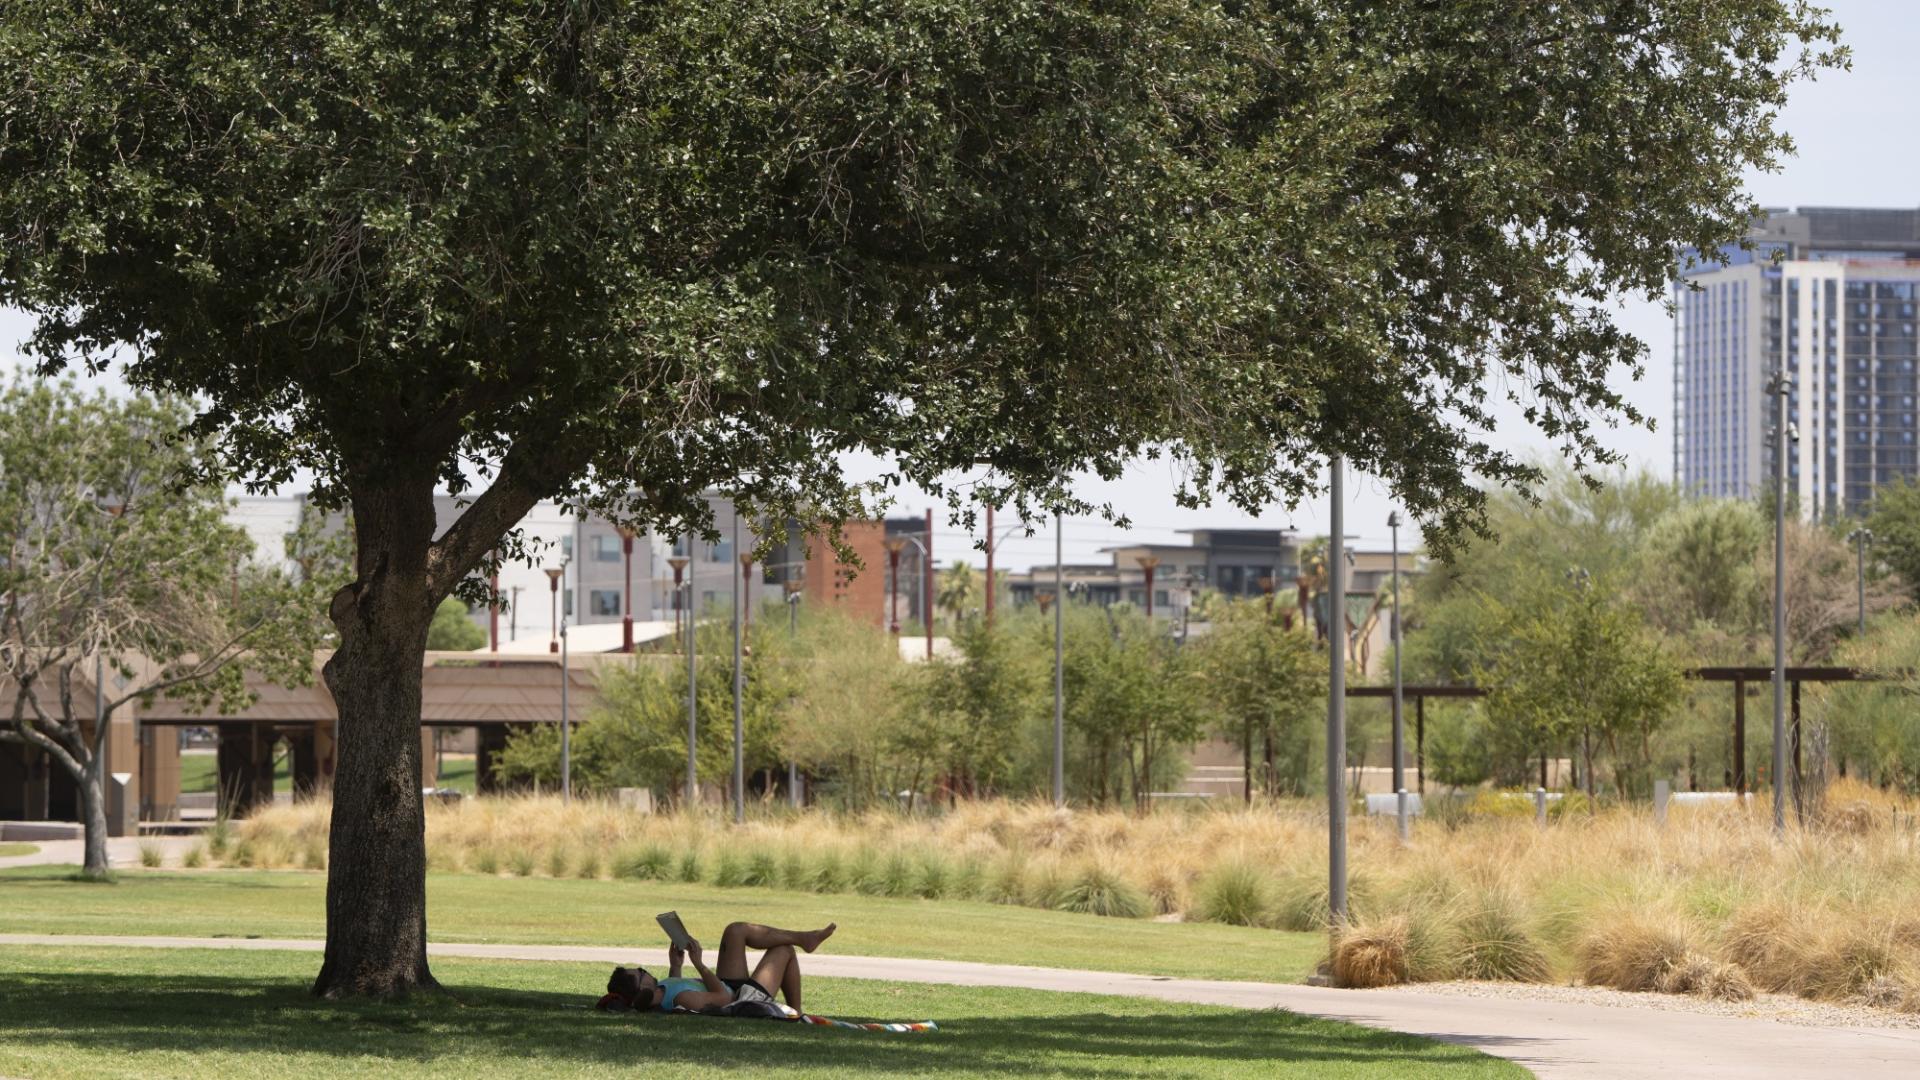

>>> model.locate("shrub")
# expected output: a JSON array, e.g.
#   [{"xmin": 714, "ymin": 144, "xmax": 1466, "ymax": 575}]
[
  {"xmin": 471, "ymin": 847, "xmax": 501, "ymax": 876},
  {"xmin": 916, "ymin": 854, "xmax": 952, "ymax": 900},
  {"xmin": 1578, "ymin": 915, "xmax": 1751, "ymax": 1000},
  {"xmin": 1059, "ymin": 861, "xmax": 1151, "ymax": 919},
  {"xmin": 811, "ymin": 849, "xmax": 846, "ymax": 893},
  {"xmin": 301, "ymin": 838, "xmax": 328, "ymax": 871},
  {"xmin": 544, "ymin": 846, "xmax": 573, "ymax": 878},
  {"xmin": 676, "ymin": 849, "xmax": 702, "ymax": 883},
  {"xmin": 710, "ymin": 849, "xmax": 749, "ymax": 888},
  {"xmin": 613, "ymin": 844, "xmax": 673, "ymax": 881},
  {"xmin": 506, "ymin": 847, "xmax": 537, "ymax": 877},
  {"xmin": 744, "ymin": 849, "xmax": 780, "ymax": 887},
  {"xmin": 575, "ymin": 850, "xmax": 603, "ymax": 879},
  {"xmin": 1451, "ymin": 893, "xmax": 1550, "ymax": 983},
  {"xmin": 1192, "ymin": 860, "xmax": 1275, "ymax": 928},
  {"xmin": 180, "ymin": 843, "xmax": 207, "ymax": 869},
  {"xmin": 138, "ymin": 842, "xmax": 163, "ymax": 868},
  {"xmin": 1332, "ymin": 917, "xmax": 1411, "ymax": 988}
]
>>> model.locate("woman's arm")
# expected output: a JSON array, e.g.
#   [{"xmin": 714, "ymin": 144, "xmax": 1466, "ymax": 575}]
[
  {"xmin": 686, "ymin": 940, "xmax": 727, "ymax": 994},
  {"xmin": 668, "ymin": 944, "xmax": 685, "ymax": 979}
]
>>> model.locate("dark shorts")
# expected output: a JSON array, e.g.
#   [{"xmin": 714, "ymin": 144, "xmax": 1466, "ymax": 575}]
[{"xmin": 722, "ymin": 976, "xmax": 773, "ymax": 1004}]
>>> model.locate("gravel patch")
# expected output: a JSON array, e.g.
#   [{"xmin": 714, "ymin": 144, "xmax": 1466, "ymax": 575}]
[{"xmin": 1388, "ymin": 979, "xmax": 1920, "ymax": 1030}]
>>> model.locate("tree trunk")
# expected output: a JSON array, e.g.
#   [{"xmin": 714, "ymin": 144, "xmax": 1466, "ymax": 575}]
[
  {"xmin": 77, "ymin": 751, "xmax": 110, "ymax": 879},
  {"xmin": 312, "ymin": 478, "xmax": 442, "ymax": 999}
]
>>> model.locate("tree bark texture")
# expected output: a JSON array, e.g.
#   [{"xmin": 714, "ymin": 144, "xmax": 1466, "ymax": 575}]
[
  {"xmin": 312, "ymin": 478, "xmax": 442, "ymax": 999},
  {"xmin": 78, "ymin": 750, "xmax": 110, "ymax": 878}
]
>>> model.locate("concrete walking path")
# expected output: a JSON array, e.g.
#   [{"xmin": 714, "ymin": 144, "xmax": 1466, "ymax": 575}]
[
  {"xmin": 0, "ymin": 836, "xmax": 200, "ymax": 870},
  {"xmin": 2, "ymin": 932, "xmax": 1916, "ymax": 1078}
]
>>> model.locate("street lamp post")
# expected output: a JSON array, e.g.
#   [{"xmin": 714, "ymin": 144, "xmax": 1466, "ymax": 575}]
[
  {"xmin": 1768, "ymin": 371, "xmax": 1791, "ymax": 836},
  {"xmin": 884, "ymin": 538, "xmax": 905, "ymax": 635},
  {"xmin": 544, "ymin": 567, "xmax": 564, "ymax": 654},
  {"xmin": 553, "ymin": 558, "xmax": 572, "ymax": 804},
  {"xmin": 684, "ymin": 532, "xmax": 697, "ymax": 806},
  {"xmin": 1052, "ymin": 512, "xmax": 1064, "ymax": 807},
  {"xmin": 731, "ymin": 515, "xmax": 744, "ymax": 824},
  {"xmin": 1388, "ymin": 510, "xmax": 1407, "ymax": 842},
  {"xmin": 1136, "ymin": 555, "xmax": 1160, "ymax": 618},
  {"xmin": 785, "ymin": 579, "xmax": 803, "ymax": 808},
  {"xmin": 1327, "ymin": 455, "xmax": 1349, "ymax": 926},
  {"xmin": 1848, "ymin": 527, "xmax": 1873, "ymax": 634},
  {"xmin": 740, "ymin": 550, "xmax": 756, "ymax": 637},
  {"xmin": 617, "ymin": 525, "xmax": 636, "ymax": 652},
  {"xmin": 667, "ymin": 556, "xmax": 690, "ymax": 645}
]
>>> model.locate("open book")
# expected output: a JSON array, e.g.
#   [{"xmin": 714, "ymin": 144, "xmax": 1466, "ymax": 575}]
[{"xmin": 656, "ymin": 910, "xmax": 693, "ymax": 950}]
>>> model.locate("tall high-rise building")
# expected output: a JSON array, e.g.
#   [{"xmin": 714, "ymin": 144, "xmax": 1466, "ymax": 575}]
[{"xmin": 1674, "ymin": 207, "xmax": 1920, "ymax": 517}]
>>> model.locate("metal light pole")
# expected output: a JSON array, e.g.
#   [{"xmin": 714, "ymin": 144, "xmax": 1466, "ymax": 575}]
[
  {"xmin": 785, "ymin": 579, "xmax": 803, "ymax": 809},
  {"xmin": 985, "ymin": 502, "xmax": 996, "ymax": 627},
  {"xmin": 558, "ymin": 558, "xmax": 572, "ymax": 804},
  {"xmin": 544, "ymin": 566, "xmax": 564, "ymax": 653},
  {"xmin": 618, "ymin": 525, "xmax": 636, "ymax": 652},
  {"xmin": 667, "ymin": 556, "xmax": 689, "ymax": 645},
  {"xmin": 885, "ymin": 538, "xmax": 905, "ymax": 635},
  {"xmin": 1327, "ymin": 455, "xmax": 1349, "ymax": 925},
  {"xmin": 685, "ymin": 531, "xmax": 698, "ymax": 806},
  {"xmin": 1137, "ymin": 555, "xmax": 1159, "ymax": 618},
  {"xmin": 1769, "ymin": 372, "xmax": 1790, "ymax": 836},
  {"xmin": 732, "ymin": 514, "xmax": 745, "ymax": 824},
  {"xmin": 1053, "ymin": 512, "xmax": 1065, "ymax": 807},
  {"xmin": 925, "ymin": 508, "xmax": 935, "ymax": 661},
  {"xmin": 1388, "ymin": 510, "xmax": 1407, "ymax": 842},
  {"xmin": 1848, "ymin": 527, "xmax": 1873, "ymax": 634}
]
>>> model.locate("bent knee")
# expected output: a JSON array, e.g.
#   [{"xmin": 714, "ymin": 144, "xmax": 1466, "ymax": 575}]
[{"xmin": 722, "ymin": 921, "xmax": 751, "ymax": 942}]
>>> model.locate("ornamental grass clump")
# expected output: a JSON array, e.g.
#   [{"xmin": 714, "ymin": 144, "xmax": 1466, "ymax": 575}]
[
  {"xmin": 1053, "ymin": 858, "xmax": 1151, "ymax": 919},
  {"xmin": 1191, "ymin": 859, "xmax": 1276, "ymax": 929}
]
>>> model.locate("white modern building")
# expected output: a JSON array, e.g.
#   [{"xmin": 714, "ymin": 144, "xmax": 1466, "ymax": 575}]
[{"xmin": 1675, "ymin": 206, "xmax": 1920, "ymax": 517}]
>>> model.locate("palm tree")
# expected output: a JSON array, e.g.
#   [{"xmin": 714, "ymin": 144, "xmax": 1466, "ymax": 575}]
[{"xmin": 936, "ymin": 560, "xmax": 978, "ymax": 626}]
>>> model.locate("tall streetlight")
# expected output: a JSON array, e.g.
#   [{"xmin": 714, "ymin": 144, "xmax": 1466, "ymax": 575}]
[
  {"xmin": 785, "ymin": 578, "xmax": 803, "ymax": 808},
  {"xmin": 983, "ymin": 512, "xmax": 1027, "ymax": 629},
  {"xmin": 739, "ymin": 549, "xmax": 756, "ymax": 636},
  {"xmin": 1847, "ymin": 527, "xmax": 1874, "ymax": 634},
  {"xmin": 884, "ymin": 537, "xmax": 905, "ymax": 634},
  {"xmin": 1052, "ymin": 512, "xmax": 1065, "ymax": 807},
  {"xmin": 1327, "ymin": 455, "xmax": 1349, "ymax": 926},
  {"xmin": 1767, "ymin": 370, "xmax": 1791, "ymax": 836},
  {"xmin": 731, "ymin": 514, "xmax": 744, "ymax": 824},
  {"xmin": 556, "ymin": 557, "xmax": 572, "ymax": 803},
  {"xmin": 667, "ymin": 556, "xmax": 690, "ymax": 644},
  {"xmin": 683, "ymin": 532, "xmax": 697, "ymax": 807},
  {"xmin": 544, "ymin": 566, "xmax": 564, "ymax": 654},
  {"xmin": 617, "ymin": 525, "xmax": 637, "ymax": 652},
  {"xmin": 1388, "ymin": 510, "xmax": 1407, "ymax": 842},
  {"xmin": 1136, "ymin": 555, "xmax": 1160, "ymax": 618}
]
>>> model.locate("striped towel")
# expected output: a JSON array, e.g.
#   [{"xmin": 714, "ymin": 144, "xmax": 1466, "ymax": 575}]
[{"xmin": 796, "ymin": 1012, "xmax": 938, "ymax": 1033}]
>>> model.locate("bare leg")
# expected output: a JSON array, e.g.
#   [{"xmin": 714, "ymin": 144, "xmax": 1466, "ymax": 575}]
[
  {"xmin": 716, "ymin": 921, "xmax": 836, "ymax": 979},
  {"xmin": 751, "ymin": 944, "xmax": 803, "ymax": 1010}
]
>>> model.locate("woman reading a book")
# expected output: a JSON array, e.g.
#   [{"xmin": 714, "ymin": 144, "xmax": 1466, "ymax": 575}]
[{"xmin": 611, "ymin": 920, "xmax": 836, "ymax": 1013}]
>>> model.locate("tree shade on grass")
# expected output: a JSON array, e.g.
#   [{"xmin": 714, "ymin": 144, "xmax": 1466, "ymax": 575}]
[
  {"xmin": 0, "ymin": 868, "xmax": 1322, "ymax": 984},
  {"xmin": 0, "ymin": 947, "xmax": 1525, "ymax": 1079}
]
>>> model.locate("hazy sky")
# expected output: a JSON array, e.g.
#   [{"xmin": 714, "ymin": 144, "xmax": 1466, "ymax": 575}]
[{"xmin": 6, "ymin": 1, "xmax": 1914, "ymax": 570}]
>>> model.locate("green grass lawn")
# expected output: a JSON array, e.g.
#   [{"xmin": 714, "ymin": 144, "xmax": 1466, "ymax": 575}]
[
  {"xmin": 0, "ymin": 946, "xmax": 1522, "ymax": 1079},
  {"xmin": 179, "ymin": 751, "xmax": 476, "ymax": 794},
  {"xmin": 0, "ymin": 866, "xmax": 1323, "ymax": 983},
  {"xmin": 0, "ymin": 842, "xmax": 38, "ymax": 858}
]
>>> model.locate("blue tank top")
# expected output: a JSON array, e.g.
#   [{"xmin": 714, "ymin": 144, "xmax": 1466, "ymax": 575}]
[{"xmin": 658, "ymin": 976, "xmax": 705, "ymax": 1011}]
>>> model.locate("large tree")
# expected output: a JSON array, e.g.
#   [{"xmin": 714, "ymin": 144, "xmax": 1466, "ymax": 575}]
[
  {"xmin": 1, "ymin": 1, "xmax": 1840, "ymax": 995},
  {"xmin": 0, "ymin": 380, "xmax": 324, "ymax": 876}
]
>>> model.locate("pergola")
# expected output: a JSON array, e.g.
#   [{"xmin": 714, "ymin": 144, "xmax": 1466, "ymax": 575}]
[{"xmin": 1346, "ymin": 666, "xmax": 1890, "ymax": 795}]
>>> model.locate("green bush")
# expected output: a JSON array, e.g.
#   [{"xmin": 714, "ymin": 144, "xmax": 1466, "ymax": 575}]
[
  {"xmin": 612, "ymin": 844, "xmax": 672, "ymax": 881},
  {"xmin": 710, "ymin": 849, "xmax": 749, "ymax": 887},
  {"xmin": 1053, "ymin": 861, "xmax": 1151, "ymax": 919},
  {"xmin": 744, "ymin": 849, "xmax": 780, "ymax": 887},
  {"xmin": 676, "ymin": 849, "xmax": 703, "ymax": 883},
  {"xmin": 1192, "ymin": 860, "xmax": 1276, "ymax": 928},
  {"xmin": 471, "ymin": 847, "xmax": 500, "ymax": 875}
]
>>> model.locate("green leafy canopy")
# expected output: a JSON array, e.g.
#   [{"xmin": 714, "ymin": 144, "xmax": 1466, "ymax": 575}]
[{"xmin": 0, "ymin": 1, "xmax": 1844, "ymax": 568}]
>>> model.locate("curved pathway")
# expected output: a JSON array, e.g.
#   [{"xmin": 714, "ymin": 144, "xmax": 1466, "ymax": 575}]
[{"xmin": 1, "ymin": 932, "xmax": 1915, "ymax": 1078}]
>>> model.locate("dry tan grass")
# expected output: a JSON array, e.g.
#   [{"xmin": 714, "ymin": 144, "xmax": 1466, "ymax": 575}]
[
  {"xmin": 236, "ymin": 787, "xmax": 1920, "ymax": 1008},
  {"xmin": 1331, "ymin": 916, "xmax": 1411, "ymax": 988}
]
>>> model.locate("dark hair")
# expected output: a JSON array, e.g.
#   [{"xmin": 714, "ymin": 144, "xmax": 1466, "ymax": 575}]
[{"xmin": 608, "ymin": 966, "xmax": 651, "ymax": 1000}]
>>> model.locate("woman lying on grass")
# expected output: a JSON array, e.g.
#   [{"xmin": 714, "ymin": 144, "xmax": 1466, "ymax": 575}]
[{"xmin": 609, "ymin": 920, "xmax": 837, "ymax": 1013}]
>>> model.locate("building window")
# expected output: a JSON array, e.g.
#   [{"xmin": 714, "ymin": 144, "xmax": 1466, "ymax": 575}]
[
  {"xmin": 593, "ymin": 533, "xmax": 622, "ymax": 562},
  {"xmin": 560, "ymin": 536, "xmax": 574, "ymax": 560},
  {"xmin": 563, "ymin": 591, "xmax": 574, "ymax": 617},
  {"xmin": 708, "ymin": 538, "xmax": 733, "ymax": 563},
  {"xmin": 590, "ymin": 589, "xmax": 620, "ymax": 616}
]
